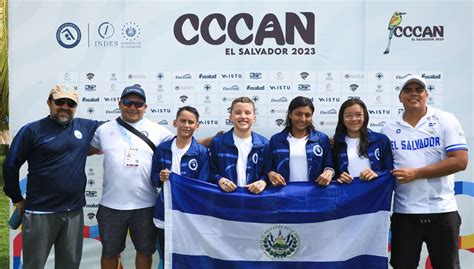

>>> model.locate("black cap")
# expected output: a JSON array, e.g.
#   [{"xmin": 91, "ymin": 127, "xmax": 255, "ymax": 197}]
[{"xmin": 121, "ymin": 84, "xmax": 146, "ymax": 101}]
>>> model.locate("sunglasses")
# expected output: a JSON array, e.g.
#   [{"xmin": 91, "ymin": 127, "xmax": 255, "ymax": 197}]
[
  {"xmin": 121, "ymin": 98, "xmax": 145, "ymax": 108},
  {"xmin": 53, "ymin": 98, "xmax": 77, "ymax": 108}
]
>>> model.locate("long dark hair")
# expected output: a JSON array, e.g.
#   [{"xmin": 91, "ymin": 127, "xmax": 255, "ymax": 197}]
[
  {"xmin": 333, "ymin": 98, "xmax": 370, "ymax": 165},
  {"xmin": 284, "ymin": 96, "xmax": 315, "ymax": 134}
]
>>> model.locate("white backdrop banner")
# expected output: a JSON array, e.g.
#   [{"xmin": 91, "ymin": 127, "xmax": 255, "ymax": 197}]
[{"xmin": 8, "ymin": 0, "xmax": 474, "ymax": 268}]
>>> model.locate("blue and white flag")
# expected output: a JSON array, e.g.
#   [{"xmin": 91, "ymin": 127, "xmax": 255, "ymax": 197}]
[{"xmin": 163, "ymin": 172, "xmax": 394, "ymax": 269}]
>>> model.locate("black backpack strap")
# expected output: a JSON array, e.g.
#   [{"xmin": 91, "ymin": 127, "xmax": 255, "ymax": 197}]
[{"xmin": 116, "ymin": 117, "xmax": 156, "ymax": 151}]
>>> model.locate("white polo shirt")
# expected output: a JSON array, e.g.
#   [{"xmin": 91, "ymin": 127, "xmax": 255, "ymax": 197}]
[
  {"xmin": 91, "ymin": 118, "xmax": 173, "ymax": 210},
  {"xmin": 382, "ymin": 106, "xmax": 468, "ymax": 214}
]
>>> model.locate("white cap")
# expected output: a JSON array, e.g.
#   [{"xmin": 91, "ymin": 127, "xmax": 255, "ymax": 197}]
[{"xmin": 401, "ymin": 74, "xmax": 427, "ymax": 91}]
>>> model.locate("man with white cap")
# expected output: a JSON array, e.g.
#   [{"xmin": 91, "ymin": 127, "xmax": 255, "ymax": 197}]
[
  {"xmin": 3, "ymin": 85, "xmax": 101, "ymax": 269},
  {"xmin": 382, "ymin": 74, "xmax": 468, "ymax": 269},
  {"xmin": 90, "ymin": 84, "xmax": 173, "ymax": 269}
]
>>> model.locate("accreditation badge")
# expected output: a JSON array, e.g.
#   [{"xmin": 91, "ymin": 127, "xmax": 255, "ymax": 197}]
[{"xmin": 124, "ymin": 147, "xmax": 139, "ymax": 167}]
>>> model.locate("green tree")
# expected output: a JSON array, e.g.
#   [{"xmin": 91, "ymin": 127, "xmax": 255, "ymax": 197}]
[{"xmin": 0, "ymin": 0, "xmax": 8, "ymax": 154}]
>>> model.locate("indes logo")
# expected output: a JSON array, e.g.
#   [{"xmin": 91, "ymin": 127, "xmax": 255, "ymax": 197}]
[
  {"xmin": 174, "ymin": 12, "xmax": 315, "ymax": 45},
  {"xmin": 383, "ymin": 12, "xmax": 444, "ymax": 54},
  {"xmin": 56, "ymin": 22, "xmax": 81, "ymax": 48}
]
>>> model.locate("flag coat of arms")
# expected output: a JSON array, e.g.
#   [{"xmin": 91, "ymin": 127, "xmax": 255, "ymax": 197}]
[{"xmin": 162, "ymin": 172, "xmax": 394, "ymax": 268}]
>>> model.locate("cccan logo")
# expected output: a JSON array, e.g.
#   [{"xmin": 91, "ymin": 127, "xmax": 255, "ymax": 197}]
[
  {"xmin": 85, "ymin": 85, "xmax": 97, "ymax": 91},
  {"xmin": 56, "ymin": 22, "xmax": 81, "ymax": 48},
  {"xmin": 249, "ymin": 72, "xmax": 262, "ymax": 79},
  {"xmin": 383, "ymin": 12, "xmax": 444, "ymax": 54},
  {"xmin": 174, "ymin": 12, "xmax": 314, "ymax": 46},
  {"xmin": 298, "ymin": 84, "xmax": 311, "ymax": 91},
  {"xmin": 261, "ymin": 226, "xmax": 299, "ymax": 259}
]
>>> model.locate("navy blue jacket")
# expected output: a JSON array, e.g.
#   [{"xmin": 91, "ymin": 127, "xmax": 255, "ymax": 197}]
[
  {"xmin": 209, "ymin": 129, "xmax": 269, "ymax": 184},
  {"xmin": 265, "ymin": 129, "xmax": 333, "ymax": 182},
  {"xmin": 333, "ymin": 129, "xmax": 393, "ymax": 177},
  {"xmin": 3, "ymin": 117, "xmax": 100, "ymax": 212},
  {"xmin": 151, "ymin": 137, "xmax": 210, "ymax": 187}
]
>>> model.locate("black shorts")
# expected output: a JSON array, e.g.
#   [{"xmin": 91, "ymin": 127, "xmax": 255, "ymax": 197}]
[
  {"xmin": 97, "ymin": 205, "xmax": 157, "ymax": 257},
  {"xmin": 389, "ymin": 211, "xmax": 461, "ymax": 269}
]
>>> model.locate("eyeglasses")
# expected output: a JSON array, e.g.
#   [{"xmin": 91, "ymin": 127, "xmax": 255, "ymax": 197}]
[
  {"xmin": 121, "ymin": 98, "xmax": 145, "ymax": 108},
  {"xmin": 53, "ymin": 98, "xmax": 77, "ymax": 108},
  {"xmin": 343, "ymin": 113, "xmax": 363, "ymax": 120}
]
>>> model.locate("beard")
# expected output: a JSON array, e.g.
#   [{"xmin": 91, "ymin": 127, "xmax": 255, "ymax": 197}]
[{"xmin": 51, "ymin": 109, "xmax": 73, "ymax": 125}]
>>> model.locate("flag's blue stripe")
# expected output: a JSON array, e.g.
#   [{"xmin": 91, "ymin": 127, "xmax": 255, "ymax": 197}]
[
  {"xmin": 169, "ymin": 171, "xmax": 394, "ymax": 224},
  {"xmin": 172, "ymin": 254, "xmax": 388, "ymax": 269}
]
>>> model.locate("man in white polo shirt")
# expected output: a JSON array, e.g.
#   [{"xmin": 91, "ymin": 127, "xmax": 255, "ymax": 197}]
[
  {"xmin": 90, "ymin": 84, "xmax": 173, "ymax": 269},
  {"xmin": 382, "ymin": 74, "xmax": 468, "ymax": 269}
]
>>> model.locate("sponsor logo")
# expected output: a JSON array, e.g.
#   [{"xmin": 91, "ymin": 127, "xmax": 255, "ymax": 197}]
[
  {"xmin": 251, "ymin": 96, "xmax": 259, "ymax": 103},
  {"xmin": 56, "ymin": 22, "xmax": 81, "ymax": 48},
  {"xmin": 318, "ymin": 120, "xmax": 337, "ymax": 126},
  {"xmin": 270, "ymin": 108, "xmax": 287, "ymax": 114},
  {"xmin": 221, "ymin": 73, "xmax": 243, "ymax": 79},
  {"xmin": 86, "ymin": 73, "xmax": 95, "ymax": 80},
  {"xmin": 223, "ymin": 85, "xmax": 239, "ymax": 91},
  {"xmin": 175, "ymin": 73, "xmax": 192, "ymax": 80},
  {"xmin": 82, "ymin": 97, "xmax": 100, "ymax": 102},
  {"xmin": 261, "ymin": 226, "xmax": 299, "ymax": 259},
  {"xmin": 317, "ymin": 97, "xmax": 340, "ymax": 102},
  {"xmin": 375, "ymin": 72, "xmax": 384, "ymax": 80},
  {"xmin": 349, "ymin": 84, "xmax": 359, "ymax": 92},
  {"xmin": 85, "ymin": 85, "xmax": 97, "ymax": 91},
  {"xmin": 105, "ymin": 108, "xmax": 121, "ymax": 114},
  {"xmin": 85, "ymin": 203, "xmax": 99, "ymax": 208},
  {"xmin": 156, "ymin": 73, "xmax": 165, "ymax": 80},
  {"xmin": 275, "ymin": 119, "xmax": 285, "ymax": 126},
  {"xmin": 203, "ymin": 84, "xmax": 212, "ymax": 91},
  {"xmin": 122, "ymin": 22, "xmax": 140, "ymax": 41},
  {"xmin": 370, "ymin": 121, "xmax": 387, "ymax": 128},
  {"xmin": 344, "ymin": 73, "xmax": 364, "ymax": 79},
  {"xmin": 320, "ymin": 109, "xmax": 337, "ymax": 115},
  {"xmin": 198, "ymin": 74, "xmax": 217, "ymax": 79},
  {"xmin": 225, "ymin": 119, "xmax": 233, "ymax": 126},
  {"xmin": 269, "ymin": 85, "xmax": 290, "ymax": 91},
  {"xmin": 298, "ymin": 84, "xmax": 311, "ymax": 91},
  {"xmin": 325, "ymin": 72, "xmax": 333, "ymax": 81},
  {"xmin": 174, "ymin": 12, "xmax": 314, "ymax": 46},
  {"xmin": 149, "ymin": 108, "xmax": 172, "ymax": 114},
  {"xmin": 158, "ymin": 119, "xmax": 169, "ymax": 125},
  {"xmin": 179, "ymin": 95, "xmax": 189, "ymax": 103},
  {"xmin": 98, "ymin": 22, "xmax": 115, "ymax": 39},
  {"xmin": 249, "ymin": 72, "xmax": 262, "ymax": 79},
  {"xmin": 247, "ymin": 85, "xmax": 265, "ymax": 91},
  {"xmin": 87, "ymin": 212, "xmax": 96, "ymax": 220},
  {"xmin": 110, "ymin": 73, "xmax": 118, "ymax": 81},
  {"xmin": 368, "ymin": 109, "xmax": 391, "ymax": 115},
  {"xmin": 87, "ymin": 179, "xmax": 95, "ymax": 186},
  {"xmin": 85, "ymin": 190, "xmax": 98, "ymax": 198},
  {"xmin": 270, "ymin": 97, "xmax": 288, "ymax": 103},
  {"xmin": 300, "ymin": 72, "xmax": 309, "ymax": 80},
  {"xmin": 252, "ymin": 153, "xmax": 259, "ymax": 164},
  {"xmin": 103, "ymin": 97, "xmax": 121, "ymax": 102},
  {"xmin": 128, "ymin": 73, "xmax": 146, "ymax": 80},
  {"xmin": 175, "ymin": 85, "xmax": 193, "ymax": 91},
  {"xmin": 376, "ymin": 85, "xmax": 384, "ymax": 92},
  {"xmin": 87, "ymin": 107, "xmax": 95, "ymax": 114},
  {"xmin": 427, "ymin": 84, "xmax": 435, "ymax": 93},
  {"xmin": 199, "ymin": 119, "xmax": 219, "ymax": 125},
  {"xmin": 421, "ymin": 73, "xmax": 442, "ymax": 80}
]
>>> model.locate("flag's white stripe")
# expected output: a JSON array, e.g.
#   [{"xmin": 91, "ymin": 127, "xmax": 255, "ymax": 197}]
[
  {"xmin": 163, "ymin": 181, "xmax": 174, "ymax": 269},
  {"xmin": 169, "ymin": 209, "xmax": 389, "ymax": 262}
]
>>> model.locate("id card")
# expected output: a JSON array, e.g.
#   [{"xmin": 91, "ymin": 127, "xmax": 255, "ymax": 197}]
[{"xmin": 125, "ymin": 147, "xmax": 139, "ymax": 167}]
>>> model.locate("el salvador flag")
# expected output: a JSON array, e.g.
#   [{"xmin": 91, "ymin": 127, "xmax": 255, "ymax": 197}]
[{"xmin": 162, "ymin": 172, "xmax": 394, "ymax": 269}]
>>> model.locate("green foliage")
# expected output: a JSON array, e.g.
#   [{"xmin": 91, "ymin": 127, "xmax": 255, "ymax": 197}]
[
  {"xmin": 0, "ymin": 0, "xmax": 8, "ymax": 131},
  {"xmin": 0, "ymin": 155, "xmax": 9, "ymax": 269}
]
